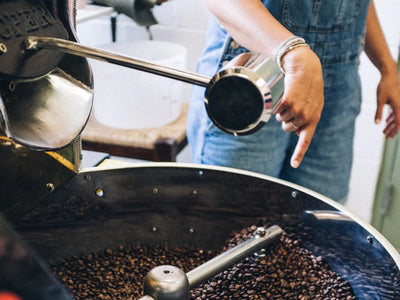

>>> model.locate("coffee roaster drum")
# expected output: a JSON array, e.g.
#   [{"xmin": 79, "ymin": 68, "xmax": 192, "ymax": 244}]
[{"xmin": 2, "ymin": 163, "xmax": 399, "ymax": 299}]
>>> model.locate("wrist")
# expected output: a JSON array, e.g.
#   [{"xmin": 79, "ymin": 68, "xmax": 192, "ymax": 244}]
[
  {"xmin": 280, "ymin": 45, "xmax": 320, "ymax": 76},
  {"xmin": 378, "ymin": 58, "xmax": 398, "ymax": 76},
  {"xmin": 274, "ymin": 36, "xmax": 309, "ymax": 73}
]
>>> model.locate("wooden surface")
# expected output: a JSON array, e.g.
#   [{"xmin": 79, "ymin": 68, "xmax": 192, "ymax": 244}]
[{"xmin": 81, "ymin": 102, "xmax": 188, "ymax": 162}]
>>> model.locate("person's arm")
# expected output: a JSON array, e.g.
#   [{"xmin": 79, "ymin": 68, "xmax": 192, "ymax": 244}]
[
  {"xmin": 206, "ymin": 0, "xmax": 324, "ymax": 168},
  {"xmin": 364, "ymin": 0, "xmax": 400, "ymax": 138}
]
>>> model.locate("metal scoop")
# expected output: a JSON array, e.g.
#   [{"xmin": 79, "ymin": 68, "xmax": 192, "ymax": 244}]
[
  {"xmin": 205, "ymin": 52, "xmax": 284, "ymax": 135},
  {"xmin": 0, "ymin": 68, "xmax": 93, "ymax": 150},
  {"xmin": 24, "ymin": 36, "xmax": 284, "ymax": 136},
  {"xmin": 140, "ymin": 225, "xmax": 283, "ymax": 300},
  {"xmin": 0, "ymin": 0, "xmax": 94, "ymax": 150}
]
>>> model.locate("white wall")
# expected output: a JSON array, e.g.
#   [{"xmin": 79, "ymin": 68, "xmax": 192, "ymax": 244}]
[
  {"xmin": 77, "ymin": 0, "xmax": 210, "ymax": 72},
  {"xmin": 76, "ymin": 0, "xmax": 209, "ymax": 134},
  {"xmin": 346, "ymin": 0, "xmax": 400, "ymax": 222},
  {"xmin": 78, "ymin": 0, "xmax": 399, "ymax": 223}
]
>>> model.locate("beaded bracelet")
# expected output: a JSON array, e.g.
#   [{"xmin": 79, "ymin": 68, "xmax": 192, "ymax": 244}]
[{"xmin": 275, "ymin": 36, "xmax": 310, "ymax": 74}]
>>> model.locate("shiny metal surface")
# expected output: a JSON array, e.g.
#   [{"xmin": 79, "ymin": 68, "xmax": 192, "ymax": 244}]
[
  {"xmin": 143, "ymin": 265, "xmax": 189, "ymax": 300},
  {"xmin": 25, "ymin": 36, "xmax": 211, "ymax": 87},
  {"xmin": 186, "ymin": 225, "xmax": 282, "ymax": 287},
  {"xmin": 140, "ymin": 225, "xmax": 282, "ymax": 300},
  {"xmin": 8, "ymin": 163, "xmax": 399, "ymax": 299},
  {"xmin": 205, "ymin": 53, "xmax": 284, "ymax": 135},
  {"xmin": 0, "ymin": 67, "xmax": 93, "ymax": 150},
  {"xmin": 24, "ymin": 37, "xmax": 285, "ymax": 138}
]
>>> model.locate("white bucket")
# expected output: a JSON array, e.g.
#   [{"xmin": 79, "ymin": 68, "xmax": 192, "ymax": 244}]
[{"xmin": 91, "ymin": 40, "xmax": 187, "ymax": 129}]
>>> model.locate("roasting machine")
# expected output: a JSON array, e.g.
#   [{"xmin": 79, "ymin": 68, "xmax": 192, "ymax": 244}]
[{"xmin": 0, "ymin": 1, "xmax": 399, "ymax": 299}]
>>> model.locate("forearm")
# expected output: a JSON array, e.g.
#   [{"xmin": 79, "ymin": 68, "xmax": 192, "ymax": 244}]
[
  {"xmin": 364, "ymin": 0, "xmax": 397, "ymax": 75},
  {"xmin": 206, "ymin": 0, "xmax": 324, "ymax": 168},
  {"xmin": 364, "ymin": 1, "xmax": 400, "ymax": 137},
  {"xmin": 205, "ymin": 0, "xmax": 293, "ymax": 57}
]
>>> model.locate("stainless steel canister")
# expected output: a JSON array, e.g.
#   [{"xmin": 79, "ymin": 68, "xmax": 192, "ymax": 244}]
[
  {"xmin": 22, "ymin": 37, "xmax": 284, "ymax": 145},
  {"xmin": 205, "ymin": 52, "xmax": 284, "ymax": 135}
]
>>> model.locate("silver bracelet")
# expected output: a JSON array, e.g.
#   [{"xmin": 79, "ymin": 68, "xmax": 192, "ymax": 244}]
[{"xmin": 275, "ymin": 36, "xmax": 310, "ymax": 74}]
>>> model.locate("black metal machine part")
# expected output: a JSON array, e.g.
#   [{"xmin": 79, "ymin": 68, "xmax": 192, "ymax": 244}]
[
  {"xmin": 0, "ymin": 0, "xmax": 69, "ymax": 79},
  {"xmin": 0, "ymin": 0, "xmax": 94, "ymax": 151},
  {"xmin": 0, "ymin": 1, "xmax": 398, "ymax": 299},
  {"xmin": 0, "ymin": 0, "xmax": 92, "ymax": 81},
  {"xmin": 0, "ymin": 214, "xmax": 73, "ymax": 300},
  {"xmin": 0, "ymin": 138, "xmax": 76, "ymax": 221},
  {"xmin": 0, "ymin": 164, "xmax": 398, "ymax": 299}
]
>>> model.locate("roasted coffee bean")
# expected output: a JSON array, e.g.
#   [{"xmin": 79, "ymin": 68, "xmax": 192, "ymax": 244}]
[{"xmin": 50, "ymin": 225, "xmax": 357, "ymax": 299}]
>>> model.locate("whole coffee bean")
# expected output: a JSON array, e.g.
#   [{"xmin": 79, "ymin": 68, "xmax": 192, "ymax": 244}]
[{"xmin": 50, "ymin": 224, "xmax": 358, "ymax": 299}]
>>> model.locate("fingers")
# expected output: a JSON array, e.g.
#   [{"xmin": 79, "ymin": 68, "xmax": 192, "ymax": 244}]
[
  {"xmin": 282, "ymin": 119, "xmax": 300, "ymax": 132},
  {"xmin": 383, "ymin": 111, "xmax": 400, "ymax": 138},
  {"xmin": 275, "ymin": 109, "xmax": 293, "ymax": 123},
  {"xmin": 273, "ymin": 45, "xmax": 324, "ymax": 167},
  {"xmin": 275, "ymin": 110, "xmax": 301, "ymax": 132},
  {"xmin": 375, "ymin": 65, "xmax": 400, "ymax": 138},
  {"xmin": 374, "ymin": 99, "xmax": 384, "ymax": 124},
  {"xmin": 290, "ymin": 126, "xmax": 315, "ymax": 168}
]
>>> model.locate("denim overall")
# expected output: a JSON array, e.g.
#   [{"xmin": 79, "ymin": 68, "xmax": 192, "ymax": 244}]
[{"xmin": 187, "ymin": 0, "xmax": 371, "ymax": 202}]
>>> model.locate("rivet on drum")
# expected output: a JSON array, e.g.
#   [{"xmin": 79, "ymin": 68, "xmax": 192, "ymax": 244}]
[
  {"xmin": 0, "ymin": 43, "xmax": 7, "ymax": 54},
  {"xmin": 8, "ymin": 81, "xmax": 16, "ymax": 92},
  {"xmin": 46, "ymin": 183, "xmax": 55, "ymax": 193},
  {"xmin": 95, "ymin": 188, "xmax": 104, "ymax": 197},
  {"xmin": 291, "ymin": 191, "xmax": 299, "ymax": 198},
  {"xmin": 152, "ymin": 187, "xmax": 159, "ymax": 194}
]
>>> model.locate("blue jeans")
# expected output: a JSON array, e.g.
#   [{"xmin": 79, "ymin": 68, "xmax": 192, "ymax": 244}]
[{"xmin": 188, "ymin": 0, "xmax": 370, "ymax": 203}]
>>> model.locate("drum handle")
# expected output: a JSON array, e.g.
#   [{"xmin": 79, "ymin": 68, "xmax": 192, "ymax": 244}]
[{"xmin": 25, "ymin": 36, "xmax": 211, "ymax": 87}]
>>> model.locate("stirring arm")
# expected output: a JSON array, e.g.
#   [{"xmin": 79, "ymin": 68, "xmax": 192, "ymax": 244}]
[
  {"xmin": 139, "ymin": 225, "xmax": 283, "ymax": 300},
  {"xmin": 186, "ymin": 225, "xmax": 283, "ymax": 287}
]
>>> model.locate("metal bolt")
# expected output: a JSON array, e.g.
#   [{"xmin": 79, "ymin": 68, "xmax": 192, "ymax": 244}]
[
  {"xmin": 152, "ymin": 187, "xmax": 159, "ymax": 194},
  {"xmin": 188, "ymin": 228, "xmax": 195, "ymax": 235},
  {"xmin": 0, "ymin": 43, "xmax": 7, "ymax": 54},
  {"xmin": 198, "ymin": 170, "xmax": 204, "ymax": 177},
  {"xmin": 254, "ymin": 248, "xmax": 267, "ymax": 258},
  {"xmin": 367, "ymin": 236, "xmax": 374, "ymax": 245},
  {"xmin": 256, "ymin": 227, "xmax": 266, "ymax": 237},
  {"xmin": 46, "ymin": 183, "xmax": 55, "ymax": 193},
  {"xmin": 8, "ymin": 81, "xmax": 16, "ymax": 92},
  {"xmin": 291, "ymin": 191, "xmax": 299, "ymax": 198},
  {"xmin": 151, "ymin": 227, "xmax": 158, "ymax": 233},
  {"xmin": 253, "ymin": 227, "xmax": 268, "ymax": 257},
  {"xmin": 84, "ymin": 174, "xmax": 91, "ymax": 181},
  {"xmin": 95, "ymin": 188, "xmax": 104, "ymax": 197}
]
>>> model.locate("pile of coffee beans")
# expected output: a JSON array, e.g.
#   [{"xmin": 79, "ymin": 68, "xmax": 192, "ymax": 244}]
[
  {"xmin": 50, "ymin": 225, "xmax": 357, "ymax": 299},
  {"xmin": 192, "ymin": 225, "xmax": 356, "ymax": 300},
  {"xmin": 50, "ymin": 244, "xmax": 216, "ymax": 300}
]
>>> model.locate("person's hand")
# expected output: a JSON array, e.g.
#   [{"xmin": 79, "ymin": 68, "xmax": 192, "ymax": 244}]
[
  {"xmin": 375, "ymin": 63, "xmax": 400, "ymax": 139},
  {"xmin": 273, "ymin": 46, "xmax": 324, "ymax": 168}
]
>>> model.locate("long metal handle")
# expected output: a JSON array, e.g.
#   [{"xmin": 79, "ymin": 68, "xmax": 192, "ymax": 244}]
[
  {"xmin": 24, "ymin": 36, "xmax": 211, "ymax": 87},
  {"xmin": 186, "ymin": 225, "xmax": 283, "ymax": 288},
  {"xmin": 137, "ymin": 225, "xmax": 282, "ymax": 300}
]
